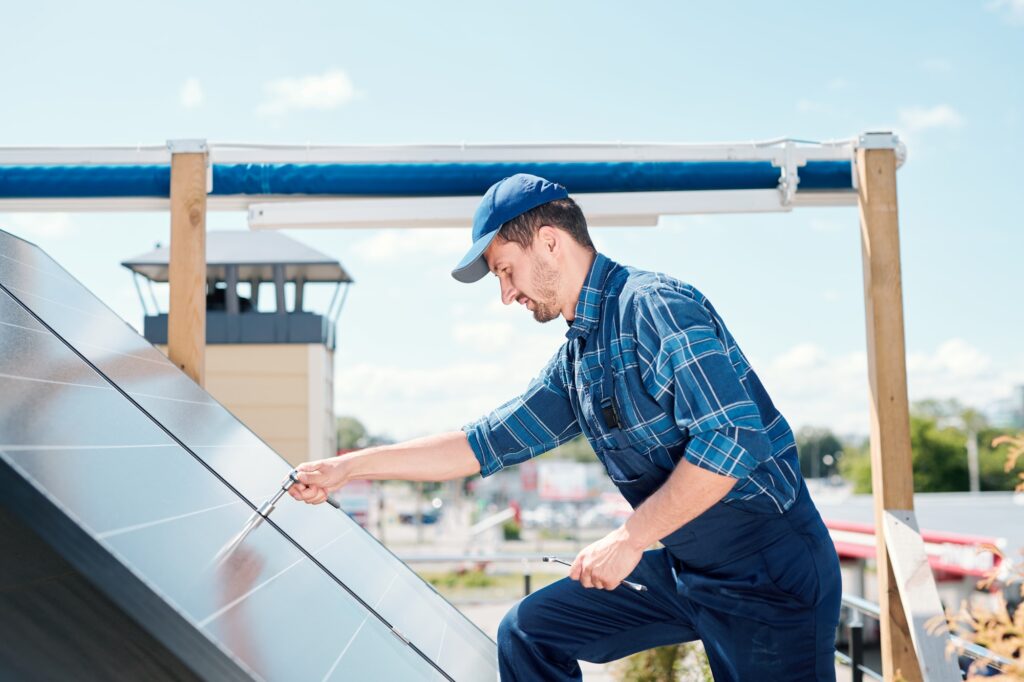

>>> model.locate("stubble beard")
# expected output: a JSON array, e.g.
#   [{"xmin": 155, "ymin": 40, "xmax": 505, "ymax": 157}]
[{"xmin": 530, "ymin": 256, "xmax": 562, "ymax": 323}]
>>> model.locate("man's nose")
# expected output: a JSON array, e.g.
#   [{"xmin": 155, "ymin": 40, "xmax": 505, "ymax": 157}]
[{"xmin": 500, "ymin": 280, "xmax": 518, "ymax": 305}]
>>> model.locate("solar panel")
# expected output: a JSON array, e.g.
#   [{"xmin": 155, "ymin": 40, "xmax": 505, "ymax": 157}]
[{"xmin": 0, "ymin": 229, "xmax": 497, "ymax": 681}]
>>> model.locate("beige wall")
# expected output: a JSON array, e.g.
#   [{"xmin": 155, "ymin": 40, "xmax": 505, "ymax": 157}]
[{"xmin": 157, "ymin": 343, "xmax": 335, "ymax": 467}]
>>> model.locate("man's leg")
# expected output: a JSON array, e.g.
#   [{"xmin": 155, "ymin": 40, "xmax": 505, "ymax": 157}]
[{"xmin": 497, "ymin": 549, "xmax": 699, "ymax": 682}]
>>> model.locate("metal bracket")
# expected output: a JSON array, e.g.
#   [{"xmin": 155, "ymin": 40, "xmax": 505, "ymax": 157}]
[
  {"xmin": 166, "ymin": 139, "xmax": 213, "ymax": 193},
  {"xmin": 389, "ymin": 627, "xmax": 411, "ymax": 645},
  {"xmin": 771, "ymin": 140, "xmax": 805, "ymax": 206},
  {"xmin": 856, "ymin": 131, "xmax": 908, "ymax": 167},
  {"xmin": 166, "ymin": 139, "xmax": 208, "ymax": 155}
]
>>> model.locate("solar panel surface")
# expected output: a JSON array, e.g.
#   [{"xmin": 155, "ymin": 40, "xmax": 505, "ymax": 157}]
[{"xmin": 0, "ymin": 229, "xmax": 497, "ymax": 681}]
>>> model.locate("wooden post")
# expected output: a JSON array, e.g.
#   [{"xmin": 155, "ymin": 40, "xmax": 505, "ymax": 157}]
[
  {"xmin": 168, "ymin": 141, "xmax": 208, "ymax": 387},
  {"xmin": 857, "ymin": 138, "xmax": 920, "ymax": 681}
]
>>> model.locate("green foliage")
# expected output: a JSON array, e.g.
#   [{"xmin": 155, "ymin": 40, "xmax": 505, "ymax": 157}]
[
  {"xmin": 908, "ymin": 415, "xmax": 969, "ymax": 492},
  {"xmin": 335, "ymin": 415, "xmax": 368, "ymax": 450},
  {"xmin": 615, "ymin": 643, "xmax": 712, "ymax": 682},
  {"xmin": 795, "ymin": 426, "xmax": 844, "ymax": 478},
  {"xmin": 836, "ymin": 404, "xmax": 1023, "ymax": 493},
  {"xmin": 425, "ymin": 569, "xmax": 496, "ymax": 590},
  {"xmin": 838, "ymin": 439, "xmax": 872, "ymax": 494},
  {"xmin": 540, "ymin": 434, "xmax": 598, "ymax": 462},
  {"xmin": 502, "ymin": 519, "xmax": 521, "ymax": 541}
]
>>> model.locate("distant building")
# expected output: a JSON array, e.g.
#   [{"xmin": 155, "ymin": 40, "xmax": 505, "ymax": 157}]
[{"xmin": 122, "ymin": 231, "xmax": 353, "ymax": 465}]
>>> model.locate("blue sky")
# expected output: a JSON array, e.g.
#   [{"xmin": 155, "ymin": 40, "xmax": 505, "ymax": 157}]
[{"xmin": 2, "ymin": 1, "xmax": 1022, "ymax": 439}]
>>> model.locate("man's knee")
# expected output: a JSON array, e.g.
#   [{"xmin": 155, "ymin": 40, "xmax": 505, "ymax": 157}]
[
  {"xmin": 498, "ymin": 591, "xmax": 550, "ymax": 649},
  {"xmin": 497, "ymin": 601, "xmax": 521, "ymax": 646}
]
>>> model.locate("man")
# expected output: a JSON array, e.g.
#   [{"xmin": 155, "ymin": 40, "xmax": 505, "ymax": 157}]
[{"xmin": 291, "ymin": 174, "xmax": 842, "ymax": 681}]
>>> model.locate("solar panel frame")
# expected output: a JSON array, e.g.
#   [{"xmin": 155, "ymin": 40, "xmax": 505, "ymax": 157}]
[
  {"xmin": 0, "ymin": 229, "xmax": 497, "ymax": 681},
  {"xmin": 0, "ymin": 280, "xmax": 453, "ymax": 681}
]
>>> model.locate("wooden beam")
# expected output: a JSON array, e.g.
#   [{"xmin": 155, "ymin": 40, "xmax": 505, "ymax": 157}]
[
  {"xmin": 168, "ymin": 146, "xmax": 208, "ymax": 386},
  {"xmin": 857, "ymin": 145, "xmax": 920, "ymax": 681}
]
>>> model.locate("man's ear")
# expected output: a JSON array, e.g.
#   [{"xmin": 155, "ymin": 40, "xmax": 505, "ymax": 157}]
[{"xmin": 536, "ymin": 225, "xmax": 559, "ymax": 254}]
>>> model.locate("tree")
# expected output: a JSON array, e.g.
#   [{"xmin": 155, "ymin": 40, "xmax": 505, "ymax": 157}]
[
  {"xmin": 837, "ymin": 405, "xmax": 1022, "ymax": 493},
  {"xmin": 335, "ymin": 415, "xmax": 368, "ymax": 450},
  {"xmin": 795, "ymin": 426, "xmax": 844, "ymax": 479}
]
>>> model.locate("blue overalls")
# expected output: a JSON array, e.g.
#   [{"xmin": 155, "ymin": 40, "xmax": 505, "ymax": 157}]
[{"xmin": 497, "ymin": 281, "xmax": 842, "ymax": 681}]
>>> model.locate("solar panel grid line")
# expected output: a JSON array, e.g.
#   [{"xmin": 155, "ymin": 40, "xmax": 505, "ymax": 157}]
[
  {"xmin": 0, "ymin": 228, "xmax": 497, "ymax": 680},
  {"xmin": 0, "ymin": 341, "xmax": 448, "ymax": 681},
  {"xmin": 125, "ymin": 390, "xmax": 219, "ymax": 406},
  {"xmin": 95, "ymin": 500, "xmax": 247, "ymax": 540},
  {"xmin": 437, "ymin": 622, "xmax": 449, "ymax": 661},
  {"xmin": 0, "ymin": 318, "xmax": 48, "ymax": 334},
  {"xmin": 0, "ymin": 370, "xmax": 114, "ymax": 391},
  {"xmin": 373, "ymin": 573, "xmax": 400, "ymax": 608},
  {"xmin": 0, "ymin": 288, "xmax": 466, "ymax": 675},
  {"xmin": 0, "ymin": 453, "xmax": 259, "ymax": 681},
  {"xmin": 322, "ymin": 614, "xmax": 371, "ymax": 682},
  {"xmin": 196, "ymin": 555, "xmax": 306, "ymax": 628},
  {"xmin": 0, "ymin": 233, "xmax": 171, "ymax": 333}
]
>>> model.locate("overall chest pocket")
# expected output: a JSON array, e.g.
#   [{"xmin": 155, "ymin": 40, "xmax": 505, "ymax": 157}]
[{"xmin": 599, "ymin": 445, "xmax": 664, "ymax": 508}]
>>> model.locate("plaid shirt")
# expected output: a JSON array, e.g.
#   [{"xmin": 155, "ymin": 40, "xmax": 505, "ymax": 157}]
[{"xmin": 463, "ymin": 253, "xmax": 801, "ymax": 513}]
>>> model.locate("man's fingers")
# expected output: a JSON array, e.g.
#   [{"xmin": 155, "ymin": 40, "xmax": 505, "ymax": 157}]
[
  {"xmin": 294, "ymin": 465, "xmax": 323, "ymax": 485},
  {"xmin": 299, "ymin": 484, "xmax": 323, "ymax": 502},
  {"xmin": 569, "ymin": 558, "xmax": 582, "ymax": 582},
  {"xmin": 580, "ymin": 564, "xmax": 594, "ymax": 589}
]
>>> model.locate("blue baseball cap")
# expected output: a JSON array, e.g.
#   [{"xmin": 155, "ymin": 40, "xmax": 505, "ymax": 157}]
[{"xmin": 451, "ymin": 173, "xmax": 569, "ymax": 283}]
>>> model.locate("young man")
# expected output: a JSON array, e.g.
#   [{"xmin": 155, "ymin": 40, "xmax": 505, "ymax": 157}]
[{"xmin": 291, "ymin": 174, "xmax": 842, "ymax": 681}]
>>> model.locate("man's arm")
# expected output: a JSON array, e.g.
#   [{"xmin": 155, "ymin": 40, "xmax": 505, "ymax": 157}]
[
  {"xmin": 570, "ymin": 459, "xmax": 736, "ymax": 589},
  {"xmin": 289, "ymin": 431, "xmax": 480, "ymax": 505}
]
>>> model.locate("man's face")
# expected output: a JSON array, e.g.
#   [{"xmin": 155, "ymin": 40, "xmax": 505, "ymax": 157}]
[{"xmin": 483, "ymin": 234, "xmax": 562, "ymax": 323}]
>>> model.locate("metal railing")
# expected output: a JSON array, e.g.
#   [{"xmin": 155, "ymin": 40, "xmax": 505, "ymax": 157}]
[
  {"xmin": 837, "ymin": 593, "xmax": 1015, "ymax": 681},
  {"xmin": 400, "ymin": 553, "xmax": 1016, "ymax": 679}
]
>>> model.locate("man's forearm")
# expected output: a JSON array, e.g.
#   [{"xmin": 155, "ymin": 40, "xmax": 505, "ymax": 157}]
[
  {"xmin": 342, "ymin": 430, "xmax": 481, "ymax": 482},
  {"xmin": 619, "ymin": 459, "xmax": 737, "ymax": 550}
]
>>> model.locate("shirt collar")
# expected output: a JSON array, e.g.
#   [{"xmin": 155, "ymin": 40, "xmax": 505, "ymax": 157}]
[{"xmin": 566, "ymin": 252, "xmax": 617, "ymax": 341}]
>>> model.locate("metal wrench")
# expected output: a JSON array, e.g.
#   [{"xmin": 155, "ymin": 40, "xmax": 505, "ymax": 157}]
[
  {"xmin": 542, "ymin": 555, "xmax": 648, "ymax": 592},
  {"xmin": 211, "ymin": 470, "xmax": 340, "ymax": 567}
]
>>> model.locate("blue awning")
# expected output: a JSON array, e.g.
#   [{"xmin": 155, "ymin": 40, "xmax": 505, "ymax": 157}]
[{"xmin": 0, "ymin": 160, "xmax": 854, "ymax": 199}]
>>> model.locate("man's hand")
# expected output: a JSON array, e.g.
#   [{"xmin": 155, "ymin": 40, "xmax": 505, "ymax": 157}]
[
  {"xmin": 288, "ymin": 457, "xmax": 351, "ymax": 505},
  {"xmin": 569, "ymin": 526, "xmax": 645, "ymax": 590}
]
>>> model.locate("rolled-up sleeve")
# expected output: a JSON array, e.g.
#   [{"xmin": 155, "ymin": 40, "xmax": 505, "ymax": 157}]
[
  {"xmin": 462, "ymin": 345, "xmax": 581, "ymax": 477},
  {"xmin": 632, "ymin": 287, "xmax": 771, "ymax": 480}
]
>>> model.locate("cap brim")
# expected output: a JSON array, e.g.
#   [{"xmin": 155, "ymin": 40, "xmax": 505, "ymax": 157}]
[{"xmin": 451, "ymin": 230, "xmax": 499, "ymax": 283}]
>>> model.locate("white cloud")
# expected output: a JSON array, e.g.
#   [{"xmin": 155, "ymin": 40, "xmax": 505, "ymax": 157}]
[
  {"xmin": 987, "ymin": 0, "xmax": 1024, "ymax": 25},
  {"xmin": 2, "ymin": 213, "xmax": 77, "ymax": 239},
  {"xmin": 336, "ymin": 309, "xmax": 562, "ymax": 440},
  {"xmin": 453, "ymin": 321, "xmax": 517, "ymax": 352},
  {"xmin": 827, "ymin": 78, "xmax": 849, "ymax": 91},
  {"xmin": 257, "ymin": 69, "xmax": 359, "ymax": 116},
  {"xmin": 179, "ymin": 77, "xmax": 203, "ymax": 109},
  {"xmin": 757, "ymin": 338, "xmax": 1024, "ymax": 436},
  {"xmin": 351, "ymin": 228, "xmax": 467, "ymax": 264},
  {"xmin": 899, "ymin": 105, "xmax": 965, "ymax": 132}
]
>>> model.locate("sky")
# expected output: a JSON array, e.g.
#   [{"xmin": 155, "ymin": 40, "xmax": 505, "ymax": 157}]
[{"xmin": 1, "ymin": 1, "xmax": 1022, "ymax": 441}]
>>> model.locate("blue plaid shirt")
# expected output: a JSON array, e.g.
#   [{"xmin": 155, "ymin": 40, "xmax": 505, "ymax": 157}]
[{"xmin": 463, "ymin": 253, "xmax": 801, "ymax": 513}]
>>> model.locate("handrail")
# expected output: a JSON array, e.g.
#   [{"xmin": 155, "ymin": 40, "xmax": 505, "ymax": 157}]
[
  {"xmin": 397, "ymin": 553, "xmax": 1015, "ymax": 677},
  {"xmin": 842, "ymin": 594, "xmax": 1014, "ymax": 675}
]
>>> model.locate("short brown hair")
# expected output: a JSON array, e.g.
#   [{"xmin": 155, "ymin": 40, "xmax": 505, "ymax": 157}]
[{"xmin": 497, "ymin": 197, "xmax": 595, "ymax": 252}]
